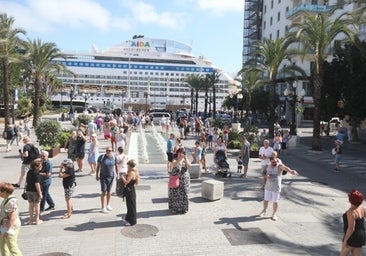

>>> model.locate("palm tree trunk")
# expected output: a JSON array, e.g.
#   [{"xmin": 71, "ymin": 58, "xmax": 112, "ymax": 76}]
[
  {"xmin": 212, "ymin": 85, "xmax": 216, "ymax": 119},
  {"xmin": 268, "ymin": 82, "xmax": 275, "ymax": 139},
  {"xmin": 204, "ymin": 89, "xmax": 208, "ymax": 118},
  {"xmin": 312, "ymin": 74, "xmax": 322, "ymax": 151},
  {"xmin": 33, "ymin": 78, "xmax": 41, "ymax": 127},
  {"xmin": 195, "ymin": 89, "xmax": 199, "ymax": 116},
  {"xmin": 2, "ymin": 57, "xmax": 11, "ymax": 128}
]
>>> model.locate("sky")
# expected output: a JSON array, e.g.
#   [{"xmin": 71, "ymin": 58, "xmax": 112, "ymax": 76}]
[{"xmin": 1, "ymin": 0, "xmax": 244, "ymax": 76}]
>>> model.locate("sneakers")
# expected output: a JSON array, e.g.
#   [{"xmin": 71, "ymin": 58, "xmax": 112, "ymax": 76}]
[
  {"xmin": 258, "ymin": 211, "xmax": 266, "ymax": 217},
  {"xmin": 45, "ymin": 206, "xmax": 55, "ymax": 211},
  {"xmin": 101, "ymin": 208, "xmax": 109, "ymax": 213},
  {"xmin": 271, "ymin": 214, "xmax": 278, "ymax": 221},
  {"xmin": 12, "ymin": 183, "xmax": 20, "ymax": 188},
  {"xmin": 106, "ymin": 205, "xmax": 113, "ymax": 211}
]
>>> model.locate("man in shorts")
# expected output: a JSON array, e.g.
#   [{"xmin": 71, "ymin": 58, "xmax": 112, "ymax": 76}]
[
  {"xmin": 96, "ymin": 147, "xmax": 118, "ymax": 213},
  {"xmin": 259, "ymin": 139, "xmax": 273, "ymax": 187},
  {"xmin": 13, "ymin": 136, "xmax": 33, "ymax": 188}
]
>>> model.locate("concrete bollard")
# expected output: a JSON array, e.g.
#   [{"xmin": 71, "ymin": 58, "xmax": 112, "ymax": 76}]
[
  {"xmin": 190, "ymin": 164, "xmax": 201, "ymax": 179},
  {"xmin": 201, "ymin": 179, "xmax": 224, "ymax": 201}
]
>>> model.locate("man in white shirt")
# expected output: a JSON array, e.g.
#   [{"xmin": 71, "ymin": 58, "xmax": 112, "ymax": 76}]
[{"xmin": 259, "ymin": 139, "xmax": 273, "ymax": 187}]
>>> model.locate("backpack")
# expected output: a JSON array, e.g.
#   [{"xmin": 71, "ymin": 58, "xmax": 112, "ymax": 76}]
[{"xmin": 28, "ymin": 144, "xmax": 41, "ymax": 161}]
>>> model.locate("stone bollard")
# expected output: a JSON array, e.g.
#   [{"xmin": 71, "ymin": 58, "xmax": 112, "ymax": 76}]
[
  {"xmin": 201, "ymin": 179, "xmax": 224, "ymax": 201},
  {"xmin": 190, "ymin": 164, "xmax": 201, "ymax": 179}
]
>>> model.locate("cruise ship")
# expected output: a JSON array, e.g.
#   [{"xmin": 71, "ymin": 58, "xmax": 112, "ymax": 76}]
[{"xmin": 52, "ymin": 36, "xmax": 235, "ymax": 112}]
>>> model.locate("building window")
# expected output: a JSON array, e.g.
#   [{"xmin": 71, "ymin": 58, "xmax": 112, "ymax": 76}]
[
  {"xmin": 270, "ymin": 34, "xmax": 272, "ymax": 40},
  {"xmin": 264, "ymin": 21, "xmax": 266, "ymax": 30},
  {"xmin": 277, "ymin": 12, "xmax": 280, "ymax": 21},
  {"xmin": 277, "ymin": 30, "xmax": 280, "ymax": 39},
  {"xmin": 264, "ymin": 5, "xmax": 267, "ymax": 14},
  {"xmin": 271, "ymin": 0, "xmax": 273, "ymax": 9},
  {"xmin": 270, "ymin": 17, "xmax": 273, "ymax": 26}
]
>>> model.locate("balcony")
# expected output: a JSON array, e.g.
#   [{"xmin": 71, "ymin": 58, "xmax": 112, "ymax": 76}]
[{"xmin": 287, "ymin": 4, "xmax": 332, "ymax": 18}]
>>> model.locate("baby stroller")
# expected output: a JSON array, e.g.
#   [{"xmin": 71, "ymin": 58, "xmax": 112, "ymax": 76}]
[{"xmin": 214, "ymin": 150, "xmax": 231, "ymax": 178}]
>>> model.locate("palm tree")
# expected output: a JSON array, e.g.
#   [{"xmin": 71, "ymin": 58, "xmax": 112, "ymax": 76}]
[
  {"xmin": 185, "ymin": 74, "xmax": 205, "ymax": 115},
  {"xmin": 252, "ymin": 37, "xmax": 304, "ymax": 138},
  {"xmin": 291, "ymin": 12, "xmax": 356, "ymax": 150},
  {"xmin": 25, "ymin": 38, "xmax": 69, "ymax": 127},
  {"xmin": 205, "ymin": 71, "xmax": 220, "ymax": 119},
  {"xmin": 236, "ymin": 67, "xmax": 265, "ymax": 123},
  {"xmin": 0, "ymin": 14, "xmax": 26, "ymax": 129}
]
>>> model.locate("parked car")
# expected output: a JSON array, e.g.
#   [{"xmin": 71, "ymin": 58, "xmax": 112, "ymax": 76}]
[
  {"xmin": 100, "ymin": 107, "xmax": 113, "ymax": 114},
  {"xmin": 150, "ymin": 112, "xmax": 171, "ymax": 125}
]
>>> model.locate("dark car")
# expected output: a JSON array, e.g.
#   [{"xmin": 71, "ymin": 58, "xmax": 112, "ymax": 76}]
[
  {"xmin": 216, "ymin": 113, "xmax": 232, "ymax": 126},
  {"xmin": 100, "ymin": 107, "xmax": 113, "ymax": 114}
]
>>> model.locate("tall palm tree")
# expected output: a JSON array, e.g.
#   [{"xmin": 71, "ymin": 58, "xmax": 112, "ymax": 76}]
[
  {"xmin": 26, "ymin": 38, "xmax": 69, "ymax": 127},
  {"xmin": 236, "ymin": 67, "xmax": 265, "ymax": 123},
  {"xmin": 205, "ymin": 71, "xmax": 220, "ymax": 119},
  {"xmin": 0, "ymin": 14, "xmax": 26, "ymax": 129},
  {"xmin": 291, "ymin": 12, "xmax": 356, "ymax": 150},
  {"xmin": 252, "ymin": 37, "xmax": 304, "ymax": 138},
  {"xmin": 185, "ymin": 74, "xmax": 205, "ymax": 115}
]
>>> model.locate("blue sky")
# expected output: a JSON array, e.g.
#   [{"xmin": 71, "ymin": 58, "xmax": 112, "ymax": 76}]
[{"xmin": 1, "ymin": 0, "xmax": 244, "ymax": 76}]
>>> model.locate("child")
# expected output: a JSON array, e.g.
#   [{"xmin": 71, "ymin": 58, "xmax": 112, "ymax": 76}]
[{"xmin": 237, "ymin": 156, "xmax": 243, "ymax": 173}]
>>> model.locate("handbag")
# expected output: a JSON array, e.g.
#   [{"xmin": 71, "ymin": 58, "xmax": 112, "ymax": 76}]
[
  {"xmin": 116, "ymin": 178, "xmax": 126, "ymax": 198},
  {"xmin": 168, "ymin": 174, "xmax": 180, "ymax": 189},
  {"xmin": 21, "ymin": 181, "xmax": 28, "ymax": 200}
]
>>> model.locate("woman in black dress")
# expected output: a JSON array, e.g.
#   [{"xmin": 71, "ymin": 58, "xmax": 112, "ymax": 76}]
[
  {"xmin": 341, "ymin": 189, "xmax": 366, "ymax": 256},
  {"xmin": 121, "ymin": 159, "xmax": 140, "ymax": 225}
]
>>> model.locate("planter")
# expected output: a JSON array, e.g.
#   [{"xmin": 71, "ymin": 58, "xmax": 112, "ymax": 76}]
[
  {"xmin": 47, "ymin": 146, "xmax": 61, "ymax": 158},
  {"xmin": 250, "ymin": 150, "xmax": 259, "ymax": 158}
]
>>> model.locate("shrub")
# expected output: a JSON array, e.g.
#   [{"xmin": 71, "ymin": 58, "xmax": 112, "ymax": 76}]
[
  {"xmin": 73, "ymin": 114, "xmax": 92, "ymax": 127},
  {"xmin": 227, "ymin": 140, "xmax": 242, "ymax": 149},
  {"xmin": 35, "ymin": 120, "xmax": 62, "ymax": 148},
  {"xmin": 59, "ymin": 130, "xmax": 73, "ymax": 148},
  {"xmin": 250, "ymin": 143, "xmax": 259, "ymax": 151}
]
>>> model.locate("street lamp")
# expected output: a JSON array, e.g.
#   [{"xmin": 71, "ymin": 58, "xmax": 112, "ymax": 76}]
[
  {"xmin": 283, "ymin": 81, "xmax": 306, "ymax": 136},
  {"xmin": 82, "ymin": 92, "xmax": 90, "ymax": 112}
]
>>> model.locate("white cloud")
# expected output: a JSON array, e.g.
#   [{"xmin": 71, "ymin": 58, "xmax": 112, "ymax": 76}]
[
  {"xmin": 196, "ymin": 0, "xmax": 243, "ymax": 15},
  {"xmin": 124, "ymin": 0, "xmax": 186, "ymax": 29},
  {"xmin": 1, "ymin": 0, "xmax": 131, "ymax": 34}
]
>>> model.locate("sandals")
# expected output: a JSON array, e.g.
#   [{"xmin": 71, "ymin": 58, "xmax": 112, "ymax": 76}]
[{"xmin": 62, "ymin": 213, "xmax": 72, "ymax": 219}]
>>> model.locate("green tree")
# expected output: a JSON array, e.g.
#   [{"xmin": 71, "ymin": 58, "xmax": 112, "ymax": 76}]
[
  {"xmin": 25, "ymin": 38, "xmax": 68, "ymax": 127},
  {"xmin": 251, "ymin": 37, "xmax": 304, "ymax": 138},
  {"xmin": 185, "ymin": 74, "xmax": 205, "ymax": 115},
  {"xmin": 236, "ymin": 67, "xmax": 265, "ymax": 122},
  {"xmin": 205, "ymin": 71, "xmax": 220, "ymax": 119},
  {"xmin": 0, "ymin": 13, "xmax": 26, "ymax": 128},
  {"xmin": 323, "ymin": 40, "xmax": 366, "ymax": 141},
  {"xmin": 291, "ymin": 11, "xmax": 356, "ymax": 150}
]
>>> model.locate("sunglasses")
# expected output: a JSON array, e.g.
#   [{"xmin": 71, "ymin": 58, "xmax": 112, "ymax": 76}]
[{"xmin": 106, "ymin": 150, "xmax": 112, "ymax": 152}]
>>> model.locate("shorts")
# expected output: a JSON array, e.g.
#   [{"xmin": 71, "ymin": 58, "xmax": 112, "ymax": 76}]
[
  {"xmin": 261, "ymin": 165, "xmax": 267, "ymax": 175},
  {"xmin": 100, "ymin": 176, "xmax": 114, "ymax": 193},
  {"xmin": 264, "ymin": 190, "xmax": 281, "ymax": 202},
  {"xmin": 75, "ymin": 152, "xmax": 85, "ymax": 159},
  {"xmin": 21, "ymin": 164, "xmax": 30, "ymax": 175},
  {"xmin": 167, "ymin": 152, "xmax": 174, "ymax": 162},
  {"xmin": 111, "ymin": 137, "xmax": 117, "ymax": 143},
  {"xmin": 335, "ymin": 154, "xmax": 341, "ymax": 164},
  {"xmin": 64, "ymin": 185, "xmax": 75, "ymax": 198},
  {"xmin": 27, "ymin": 191, "xmax": 42, "ymax": 203}
]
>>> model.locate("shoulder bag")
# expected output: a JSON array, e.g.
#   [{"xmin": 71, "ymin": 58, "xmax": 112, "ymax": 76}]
[{"xmin": 168, "ymin": 174, "xmax": 180, "ymax": 189}]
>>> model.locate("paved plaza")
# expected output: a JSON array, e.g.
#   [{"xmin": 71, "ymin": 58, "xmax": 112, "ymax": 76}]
[{"xmin": 1, "ymin": 119, "xmax": 366, "ymax": 256}]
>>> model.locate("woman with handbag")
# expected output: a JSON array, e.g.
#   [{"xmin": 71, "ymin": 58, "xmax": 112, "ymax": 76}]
[
  {"xmin": 121, "ymin": 159, "xmax": 140, "ymax": 226},
  {"xmin": 0, "ymin": 182, "xmax": 22, "ymax": 255},
  {"xmin": 168, "ymin": 148, "xmax": 191, "ymax": 214},
  {"xmin": 25, "ymin": 159, "xmax": 43, "ymax": 225}
]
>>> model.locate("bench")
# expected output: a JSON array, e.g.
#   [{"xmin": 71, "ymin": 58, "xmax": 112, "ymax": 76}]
[
  {"xmin": 190, "ymin": 164, "xmax": 201, "ymax": 179},
  {"xmin": 201, "ymin": 179, "xmax": 224, "ymax": 201}
]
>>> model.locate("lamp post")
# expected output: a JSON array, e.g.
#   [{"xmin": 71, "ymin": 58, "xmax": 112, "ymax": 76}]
[
  {"xmin": 144, "ymin": 92, "xmax": 149, "ymax": 113},
  {"xmin": 283, "ymin": 81, "xmax": 306, "ymax": 136},
  {"xmin": 82, "ymin": 92, "xmax": 90, "ymax": 112}
]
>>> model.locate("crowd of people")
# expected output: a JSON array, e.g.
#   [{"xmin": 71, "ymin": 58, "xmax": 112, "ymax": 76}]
[{"xmin": 1, "ymin": 110, "xmax": 364, "ymax": 255}]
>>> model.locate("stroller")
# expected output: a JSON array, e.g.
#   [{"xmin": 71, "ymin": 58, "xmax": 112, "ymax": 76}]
[{"xmin": 214, "ymin": 150, "xmax": 231, "ymax": 178}]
